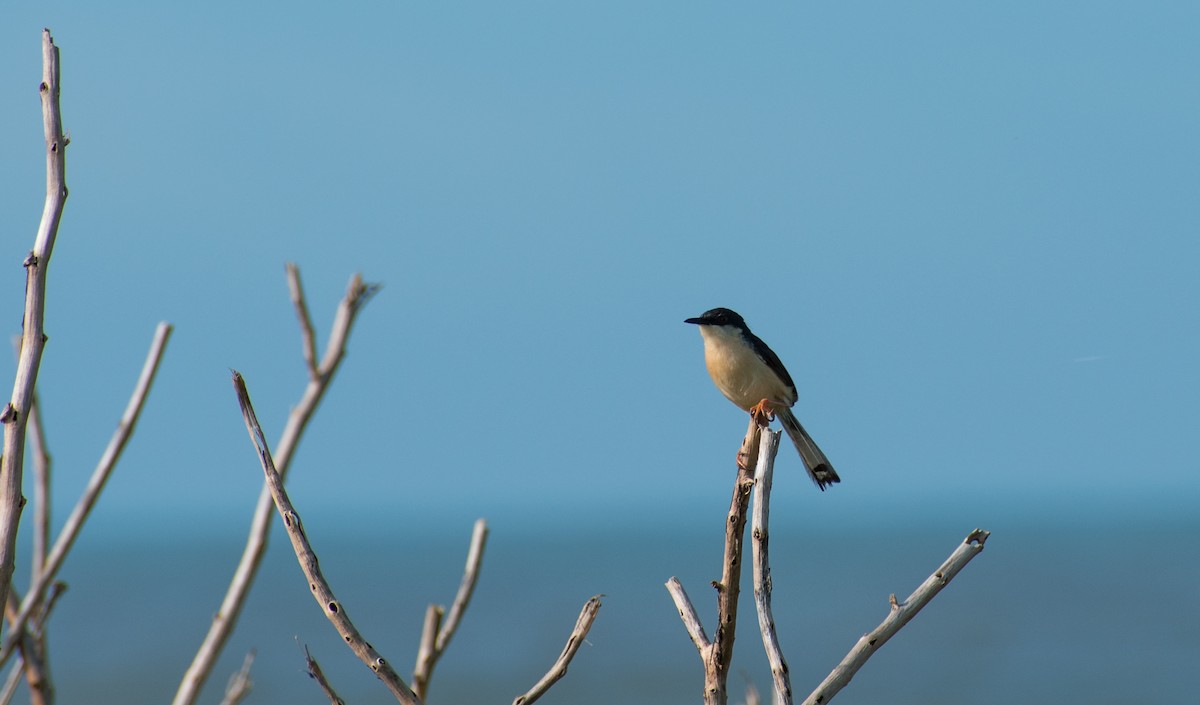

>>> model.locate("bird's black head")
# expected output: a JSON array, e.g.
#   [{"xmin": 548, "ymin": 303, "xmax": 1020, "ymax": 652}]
[{"xmin": 684, "ymin": 307, "xmax": 747, "ymax": 328}]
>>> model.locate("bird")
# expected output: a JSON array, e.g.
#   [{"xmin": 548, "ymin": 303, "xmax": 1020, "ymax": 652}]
[{"xmin": 685, "ymin": 307, "xmax": 840, "ymax": 490}]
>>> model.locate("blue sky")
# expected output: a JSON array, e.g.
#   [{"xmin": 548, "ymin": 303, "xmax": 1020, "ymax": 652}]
[{"xmin": 0, "ymin": 2, "xmax": 1196, "ymax": 542}]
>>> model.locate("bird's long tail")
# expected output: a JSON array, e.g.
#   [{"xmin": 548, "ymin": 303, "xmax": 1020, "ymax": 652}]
[{"xmin": 776, "ymin": 407, "xmax": 840, "ymax": 490}]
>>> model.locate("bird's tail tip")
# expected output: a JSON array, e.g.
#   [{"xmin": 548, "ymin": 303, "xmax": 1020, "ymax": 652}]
[{"xmin": 812, "ymin": 465, "xmax": 841, "ymax": 491}]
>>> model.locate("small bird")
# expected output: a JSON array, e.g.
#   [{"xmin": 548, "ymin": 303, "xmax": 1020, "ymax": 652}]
[{"xmin": 685, "ymin": 307, "xmax": 840, "ymax": 490}]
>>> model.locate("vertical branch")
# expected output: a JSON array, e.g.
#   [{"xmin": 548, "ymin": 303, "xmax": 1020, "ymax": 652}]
[
  {"xmin": 27, "ymin": 396, "xmax": 51, "ymax": 589},
  {"xmin": 173, "ymin": 269, "xmax": 377, "ymax": 705},
  {"xmin": 0, "ymin": 27, "xmax": 68, "ymax": 617},
  {"xmin": 709, "ymin": 420, "xmax": 759, "ymax": 703},
  {"xmin": 411, "ymin": 605, "xmax": 442, "ymax": 700},
  {"xmin": 285, "ymin": 262, "xmax": 319, "ymax": 376},
  {"xmin": 750, "ymin": 429, "xmax": 792, "ymax": 705},
  {"xmin": 667, "ymin": 417, "xmax": 761, "ymax": 705},
  {"xmin": 26, "ymin": 396, "xmax": 52, "ymax": 702}
]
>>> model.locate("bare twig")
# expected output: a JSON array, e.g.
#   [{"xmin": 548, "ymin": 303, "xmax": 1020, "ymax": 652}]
[
  {"xmin": 28, "ymin": 395, "xmax": 51, "ymax": 588},
  {"xmin": 665, "ymin": 577, "xmax": 709, "ymax": 652},
  {"xmin": 286, "ymin": 262, "xmax": 319, "ymax": 376},
  {"xmin": 750, "ymin": 429, "xmax": 792, "ymax": 705},
  {"xmin": 0, "ymin": 322, "xmax": 172, "ymax": 669},
  {"xmin": 0, "ymin": 27, "xmax": 69, "ymax": 618},
  {"xmin": 26, "ymin": 394, "xmax": 52, "ymax": 705},
  {"xmin": 303, "ymin": 645, "xmax": 345, "ymax": 705},
  {"xmin": 412, "ymin": 518, "xmax": 489, "ymax": 700},
  {"xmin": 0, "ymin": 583, "xmax": 64, "ymax": 705},
  {"xmin": 436, "ymin": 518, "xmax": 488, "ymax": 651},
  {"xmin": 173, "ymin": 269, "xmax": 377, "ymax": 705},
  {"xmin": 667, "ymin": 417, "xmax": 761, "ymax": 705},
  {"xmin": 16, "ymin": 637, "xmax": 50, "ymax": 705},
  {"xmin": 0, "ymin": 653, "xmax": 20, "ymax": 705},
  {"xmin": 800, "ymin": 529, "xmax": 991, "ymax": 705},
  {"xmin": 216, "ymin": 651, "xmax": 255, "ymax": 705},
  {"xmin": 3, "ymin": 345, "xmax": 54, "ymax": 705},
  {"xmin": 511, "ymin": 595, "xmax": 603, "ymax": 705},
  {"xmin": 231, "ymin": 371, "xmax": 419, "ymax": 704},
  {"xmin": 3, "ymin": 590, "xmax": 49, "ymax": 705},
  {"xmin": 413, "ymin": 604, "xmax": 442, "ymax": 700}
]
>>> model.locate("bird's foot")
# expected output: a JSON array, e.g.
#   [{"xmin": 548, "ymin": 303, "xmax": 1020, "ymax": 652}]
[{"xmin": 749, "ymin": 399, "xmax": 775, "ymax": 427}]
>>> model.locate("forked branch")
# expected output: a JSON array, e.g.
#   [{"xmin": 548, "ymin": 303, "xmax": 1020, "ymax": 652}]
[
  {"xmin": 173, "ymin": 267, "xmax": 377, "ymax": 705},
  {"xmin": 0, "ymin": 322, "xmax": 173, "ymax": 669},
  {"xmin": 412, "ymin": 518, "xmax": 489, "ymax": 701},
  {"xmin": 667, "ymin": 417, "xmax": 762, "ymax": 705}
]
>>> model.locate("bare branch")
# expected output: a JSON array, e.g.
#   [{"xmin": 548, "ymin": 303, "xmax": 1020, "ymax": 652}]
[
  {"xmin": 173, "ymin": 270, "xmax": 376, "ymax": 705},
  {"xmin": 800, "ymin": 529, "xmax": 991, "ymax": 705},
  {"xmin": 231, "ymin": 371, "xmax": 420, "ymax": 704},
  {"xmin": 27, "ymin": 394, "xmax": 51, "ymax": 585},
  {"xmin": 0, "ymin": 27, "xmax": 69, "ymax": 618},
  {"xmin": 303, "ymin": 645, "xmax": 345, "ymax": 705},
  {"xmin": 711, "ymin": 418, "xmax": 760, "ymax": 702},
  {"xmin": 412, "ymin": 517, "xmax": 489, "ymax": 699},
  {"xmin": 665, "ymin": 577, "xmax": 710, "ymax": 653},
  {"xmin": 285, "ymin": 263, "xmax": 319, "ymax": 377},
  {"xmin": 216, "ymin": 651, "xmax": 255, "ymax": 705},
  {"xmin": 0, "ymin": 583, "xmax": 64, "ymax": 705},
  {"xmin": 750, "ymin": 429, "xmax": 792, "ymax": 705},
  {"xmin": 511, "ymin": 595, "xmax": 603, "ymax": 705},
  {"xmin": 26, "ymin": 394, "xmax": 52, "ymax": 705},
  {"xmin": 667, "ymin": 417, "xmax": 761, "ymax": 705},
  {"xmin": 3, "ymin": 590, "xmax": 49, "ymax": 705},
  {"xmin": 412, "ymin": 604, "xmax": 443, "ymax": 700},
  {"xmin": 0, "ymin": 322, "xmax": 172, "ymax": 669},
  {"xmin": 437, "ymin": 518, "xmax": 488, "ymax": 653},
  {"xmin": 0, "ymin": 653, "xmax": 20, "ymax": 705}
]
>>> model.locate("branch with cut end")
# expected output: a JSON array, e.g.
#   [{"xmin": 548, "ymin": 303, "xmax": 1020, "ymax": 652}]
[
  {"xmin": 750, "ymin": 429, "xmax": 792, "ymax": 705},
  {"xmin": 511, "ymin": 595, "xmax": 603, "ymax": 705},
  {"xmin": 174, "ymin": 267, "xmax": 377, "ymax": 705},
  {"xmin": 412, "ymin": 518, "xmax": 489, "ymax": 701},
  {"xmin": 800, "ymin": 529, "xmax": 991, "ymax": 705},
  {"xmin": 667, "ymin": 417, "xmax": 761, "ymax": 705},
  {"xmin": 0, "ymin": 27, "xmax": 69, "ymax": 619},
  {"xmin": 0, "ymin": 322, "xmax": 172, "ymax": 670},
  {"xmin": 231, "ymin": 371, "xmax": 419, "ymax": 705}
]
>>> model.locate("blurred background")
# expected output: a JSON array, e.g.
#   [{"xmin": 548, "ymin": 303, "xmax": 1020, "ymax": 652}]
[{"xmin": 0, "ymin": 2, "xmax": 1196, "ymax": 704}]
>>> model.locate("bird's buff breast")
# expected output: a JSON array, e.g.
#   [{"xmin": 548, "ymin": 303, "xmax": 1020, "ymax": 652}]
[{"xmin": 700, "ymin": 329, "xmax": 794, "ymax": 411}]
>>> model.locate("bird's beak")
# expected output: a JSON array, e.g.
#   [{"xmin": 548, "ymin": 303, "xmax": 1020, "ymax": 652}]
[{"xmin": 684, "ymin": 317, "xmax": 704, "ymax": 325}]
